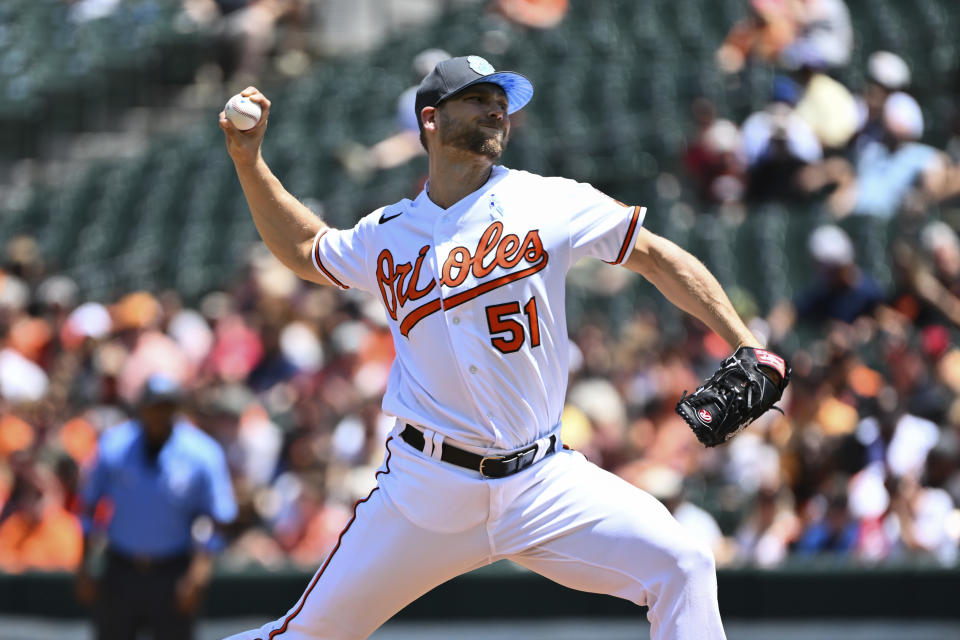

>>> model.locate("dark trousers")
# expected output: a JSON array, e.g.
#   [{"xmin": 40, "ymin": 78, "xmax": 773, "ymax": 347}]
[{"xmin": 95, "ymin": 550, "xmax": 194, "ymax": 640}]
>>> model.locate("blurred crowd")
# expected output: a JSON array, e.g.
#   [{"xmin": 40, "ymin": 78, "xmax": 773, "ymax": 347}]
[
  {"xmin": 670, "ymin": 0, "xmax": 960, "ymax": 567},
  {"xmin": 173, "ymin": 0, "xmax": 568, "ymax": 87},
  {"xmin": 692, "ymin": 0, "xmax": 960, "ymax": 215},
  {"xmin": 3, "ymin": 0, "xmax": 960, "ymax": 582}
]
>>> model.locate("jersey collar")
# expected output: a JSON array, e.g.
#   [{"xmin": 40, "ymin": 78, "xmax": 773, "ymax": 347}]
[{"xmin": 415, "ymin": 165, "xmax": 509, "ymax": 214}]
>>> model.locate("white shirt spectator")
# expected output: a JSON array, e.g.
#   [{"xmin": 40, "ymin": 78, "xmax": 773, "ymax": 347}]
[
  {"xmin": 781, "ymin": 0, "xmax": 854, "ymax": 69},
  {"xmin": 0, "ymin": 347, "xmax": 49, "ymax": 403},
  {"xmin": 912, "ymin": 487, "xmax": 958, "ymax": 565},
  {"xmin": 741, "ymin": 104, "xmax": 823, "ymax": 168},
  {"xmin": 887, "ymin": 413, "xmax": 940, "ymax": 479}
]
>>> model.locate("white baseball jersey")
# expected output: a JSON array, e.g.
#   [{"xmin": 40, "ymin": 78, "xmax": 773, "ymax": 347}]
[
  {"xmin": 311, "ymin": 165, "xmax": 645, "ymax": 450},
  {"xmin": 228, "ymin": 166, "xmax": 727, "ymax": 640}
]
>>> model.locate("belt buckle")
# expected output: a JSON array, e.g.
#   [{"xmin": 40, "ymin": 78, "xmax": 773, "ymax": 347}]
[{"xmin": 479, "ymin": 455, "xmax": 505, "ymax": 479}]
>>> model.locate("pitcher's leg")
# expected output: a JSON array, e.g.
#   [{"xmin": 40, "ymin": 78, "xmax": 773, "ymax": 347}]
[
  {"xmin": 502, "ymin": 452, "xmax": 725, "ymax": 640},
  {"xmin": 224, "ymin": 486, "xmax": 490, "ymax": 640}
]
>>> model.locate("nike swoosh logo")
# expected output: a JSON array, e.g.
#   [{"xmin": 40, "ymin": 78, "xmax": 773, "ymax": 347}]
[{"xmin": 379, "ymin": 211, "xmax": 403, "ymax": 224}]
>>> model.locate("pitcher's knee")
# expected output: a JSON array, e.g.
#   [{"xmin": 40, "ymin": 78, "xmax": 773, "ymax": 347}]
[{"xmin": 672, "ymin": 537, "xmax": 716, "ymax": 586}]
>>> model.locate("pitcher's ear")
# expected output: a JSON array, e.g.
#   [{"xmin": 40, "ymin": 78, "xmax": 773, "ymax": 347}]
[{"xmin": 421, "ymin": 105, "xmax": 438, "ymax": 133}]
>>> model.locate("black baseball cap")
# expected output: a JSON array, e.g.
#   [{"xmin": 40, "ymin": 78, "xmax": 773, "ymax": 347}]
[{"xmin": 414, "ymin": 55, "xmax": 534, "ymax": 127}]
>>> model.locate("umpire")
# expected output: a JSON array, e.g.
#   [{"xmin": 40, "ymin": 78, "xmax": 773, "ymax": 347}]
[{"xmin": 76, "ymin": 374, "xmax": 237, "ymax": 640}]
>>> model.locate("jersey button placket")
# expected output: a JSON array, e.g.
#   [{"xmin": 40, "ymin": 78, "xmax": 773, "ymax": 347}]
[{"xmin": 432, "ymin": 202, "xmax": 500, "ymax": 438}]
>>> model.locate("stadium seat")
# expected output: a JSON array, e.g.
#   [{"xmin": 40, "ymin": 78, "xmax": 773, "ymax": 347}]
[{"xmin": 4, "ymin": 0, "xmax": 957, "ymax": 307}]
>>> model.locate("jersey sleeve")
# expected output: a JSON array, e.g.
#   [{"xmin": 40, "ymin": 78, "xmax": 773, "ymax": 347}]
[
  {"xmin": 561, "ymin": 180, "xmax": 646, "ymax": 266},
  {"xmin": 311, "ymin": 217, "xmax": 375, "ymax": 292}
]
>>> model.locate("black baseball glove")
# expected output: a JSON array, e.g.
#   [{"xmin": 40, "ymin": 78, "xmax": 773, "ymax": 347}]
[{"xmin": 675, "ymin": 346, "xmax": 790, "ymax": 447}]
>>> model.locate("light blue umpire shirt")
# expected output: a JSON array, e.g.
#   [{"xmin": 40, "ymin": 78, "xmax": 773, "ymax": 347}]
[{"xmin": 81, "ymin": 418, "xmax": 237, "ymax": 558}]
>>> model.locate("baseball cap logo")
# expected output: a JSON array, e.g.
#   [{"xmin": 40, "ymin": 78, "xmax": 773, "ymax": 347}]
[
  {"xmin": 697, "ymin": 409, "xmax": 713, "ymax": 424},
  {"xmin": 467, "ymin": 56, "xmax": 495, "ymax": 75}
]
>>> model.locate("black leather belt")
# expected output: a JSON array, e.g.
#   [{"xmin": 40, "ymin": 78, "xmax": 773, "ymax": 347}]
[
  {"xmin": 401, "ymin": 423, "xmax": 556, "ymax": 479},
  {"xmin": 107, "ymin": 548, "xmax": 191, "ymax": 572}
]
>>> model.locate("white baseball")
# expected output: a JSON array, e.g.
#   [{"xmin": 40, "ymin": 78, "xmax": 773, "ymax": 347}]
[{"xmin": 224, "ymin": 94, "xmax": 262, "ymax": 131}]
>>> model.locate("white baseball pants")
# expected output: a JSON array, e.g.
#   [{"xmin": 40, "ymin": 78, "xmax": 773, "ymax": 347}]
[{"xmin": 223, "ymin": 424, "xmax": 726, "ymax": 640}]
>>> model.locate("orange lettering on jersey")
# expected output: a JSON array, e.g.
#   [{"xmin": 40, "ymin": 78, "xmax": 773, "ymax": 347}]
[
  {"xmin": 495, "ymin": 233, "xmax": 522, "ymax": 268},
  {"xmin": 522, "ymin": 228, "xmax": 545, "ymax": 263},
  {"xmin": 440, "ymin": 223, "xmax": 546, "ymax": 289},
  {"xmin": 442, "ymin": 246, "xmax": 472, "ymax": 288},
  {"xmin": 376, "ymin": 249, "xmax": 398, "ymax": 320},
  {"xmin": 472, "ymin": 221, "xmax": 503, "ymax": 278},
  {"xmin": 376, "ymin": 245, "xmax": 436, "ymax": 322},
  {"xmin": 394, "ymin": 260, "xmax": 413, "ymax": 305},
  {"xmin": 399, "ymin": 298, "xmax": 443, "ymax": 336},
  {"xmin": 384, "ymin": 223, "xmax": 549, "ymax": 337},
  {"xmin": 406, "ymin": 245, "xmax": 435, "ymax": 301}
]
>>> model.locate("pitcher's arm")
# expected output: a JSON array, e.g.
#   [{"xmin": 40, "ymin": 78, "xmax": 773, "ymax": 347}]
[
  {"xmin": 624, "ymin": 227, "xmax": 759, "ymax": 349},
  {"xmin": 220, "ymin": 87, "xmax": 330, "ymax": 285}
]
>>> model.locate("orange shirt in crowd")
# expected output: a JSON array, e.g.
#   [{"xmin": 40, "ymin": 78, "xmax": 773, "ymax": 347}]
[
  {"xmin": 496, "ymin": 0, "xmax": 569, "ymax": 29},
  {"xmin": 0, "ymin": 505, "xmax": 83, "ymax": 573},
  {"xmin": 717, "ymin": 0, "xmax": 798, "ymax": 73}
]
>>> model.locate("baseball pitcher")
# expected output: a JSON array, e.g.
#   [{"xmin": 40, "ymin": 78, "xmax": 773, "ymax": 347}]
[{"xmin": 219, "ymin": 55, "xmax": 788, "ymax": 640}]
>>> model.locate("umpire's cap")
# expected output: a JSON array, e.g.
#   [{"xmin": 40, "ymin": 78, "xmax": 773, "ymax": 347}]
[
  {"xmin": 139, "ymin": 373, "xmax": 183, "ymax": 407},
  {"xmin": 414, "ymin": 55, "xmax": 534, "ymax": 125}
]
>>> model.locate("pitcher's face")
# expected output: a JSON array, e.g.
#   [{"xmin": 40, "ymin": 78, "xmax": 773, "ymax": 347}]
[{"xmin": 436, "ymin": 83, "xmax": 510, "ymax": 160}]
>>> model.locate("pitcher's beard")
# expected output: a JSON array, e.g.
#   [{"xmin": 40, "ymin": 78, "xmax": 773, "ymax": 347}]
[{"xmin": 439, "ymin": 114, "xmax": 508, "ymax": 160}]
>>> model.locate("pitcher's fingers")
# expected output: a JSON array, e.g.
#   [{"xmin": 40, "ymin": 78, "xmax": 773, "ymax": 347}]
[
  {"xmin": 219, "ymin": 112, "xmax": 236, "ymax": 132},
  {"xmin": 241, "ymin": 86, "xmax": 258, "ymax": 97},
  {"xmin": 248, "ymin": 92, "xmax": 271, "ymax": 115}
]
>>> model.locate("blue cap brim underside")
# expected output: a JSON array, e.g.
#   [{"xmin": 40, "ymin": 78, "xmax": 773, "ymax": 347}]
[{"xmin": 458, "ymin": 72, "xmax": 534, "ymax": 114}]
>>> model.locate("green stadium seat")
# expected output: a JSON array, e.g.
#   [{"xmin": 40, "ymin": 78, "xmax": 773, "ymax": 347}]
[{"xmin": 4, "ymin": 0, "xmax": 957, "ymax": 307}]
